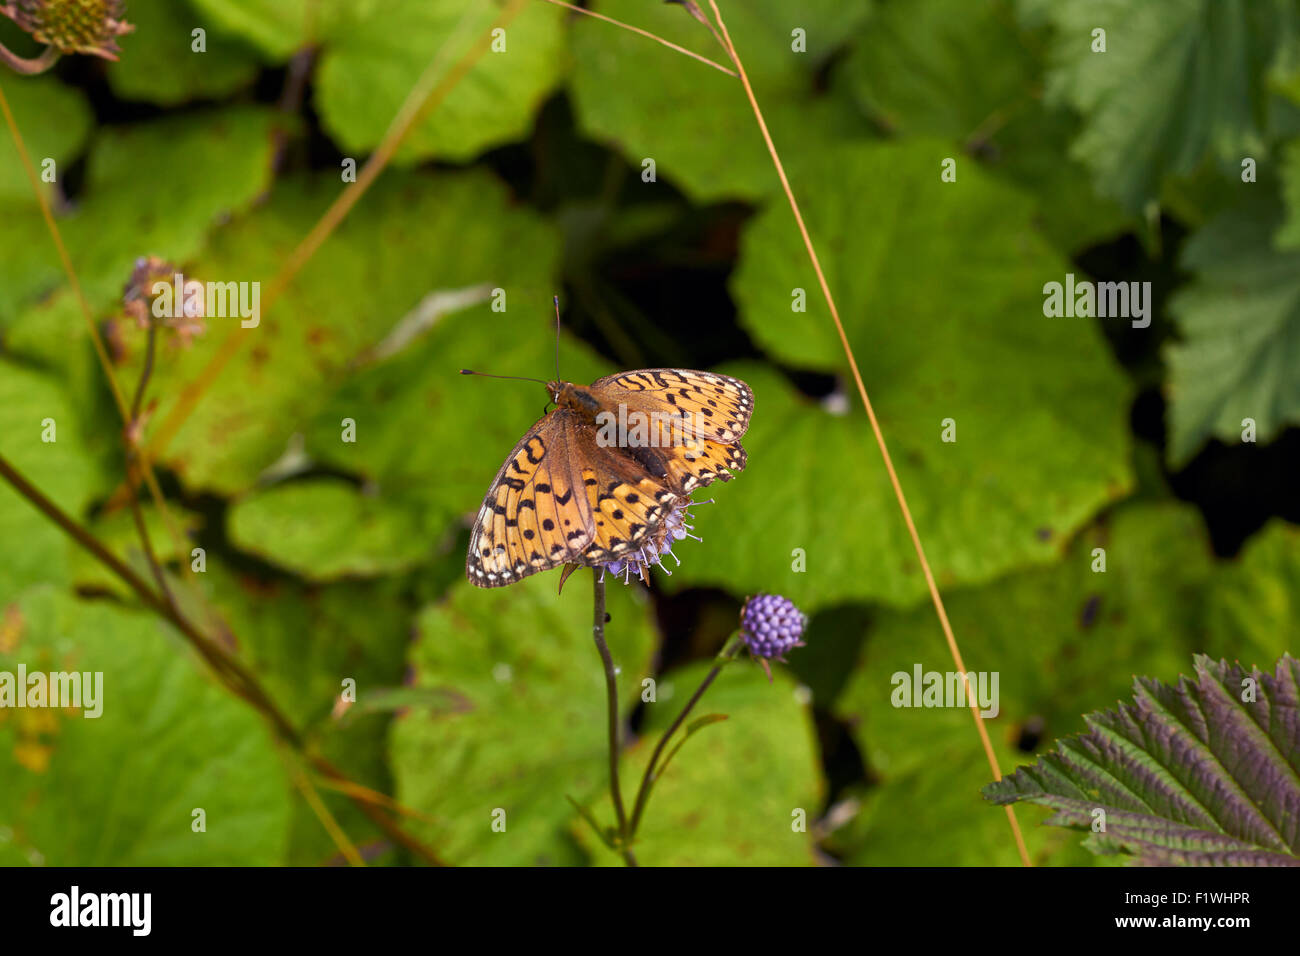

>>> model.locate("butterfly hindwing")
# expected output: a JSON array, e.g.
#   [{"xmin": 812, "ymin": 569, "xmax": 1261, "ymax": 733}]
[{"xmin": 467, "ymin": 410, "xmax": 594, "ymax": 587}]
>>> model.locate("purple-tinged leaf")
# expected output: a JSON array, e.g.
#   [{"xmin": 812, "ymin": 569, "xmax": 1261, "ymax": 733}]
[{"xmin": 984, "ymin": 654, "xmax": 1300, "ymax": 866}]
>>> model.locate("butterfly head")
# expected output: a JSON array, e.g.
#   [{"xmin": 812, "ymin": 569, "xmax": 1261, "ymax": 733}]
[{"xmin": 550, "ymin": 380, "xmax": 601, "ymax": 420}]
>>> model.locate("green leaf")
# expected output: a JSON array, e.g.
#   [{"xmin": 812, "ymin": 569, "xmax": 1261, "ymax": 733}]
[
  {"xmin": 840, "ymin": 0, "xmax": 1130, "ymax": 251},
  {"xmin": 1203, "ymin": 520, "xmax": 1300, "ymax": 668},
  {"xmin": 188, "ymin": 0, "xmax": 348, "ymax": 59},
  {"xmin": 829, "ymin": 503, "xmax": 1217, "ymax": 865},
  {"xmin": 984, "ymin": 653, "xmax": 1300, "ymax": 866},
  {"xmin": 228, "ymin": 478, "xmax": 433, "ymax": 579},
  {"xmin": 0, "ymin": 586, "xmax": 291, "ymax": 865},
  {"xmin": 0, "ymin": 362, "xmax": 104, "ymax": 600},
  {"xmin": 1165, "ymin": 193, "xmax": 1300, "ymax": 465},
  {"xmin": 105, "ymin": 0, "xmax": 262, "ymax": 105},
  {"xmin": 315, "ymin": 0, "xmax": 566, "ymax": 164},
  {"xmin": 389, "ymin": 573, "xmax": 656, "ymax": 865},
  {"xmin": 656, "ymin": 712, "xmax": 729, "ymax": 779},
  {"xmin": 607, "ymin": 662, "xmax": 823, "ymax": 866},
  {"xmin": 0, "ymin": 75, "xmax": 93, "ymax": 204},
  {"xmin": 0, "ymin": 107, "xmax": 278, "ymax": 319},
  {"xmin": 1031, "ymin": 0, "xmax": 1289, "ymax": 211},
  {"xmin": 685, "ymin": 140, "xmax": 1132, "ymax": 608},
  {"xmin": 569, "ymin": 0, "xmax": 873, "ymax": 201},
  {"xmin": 137, "ymin": 167, "xmax": 560, "ymax": 496}
]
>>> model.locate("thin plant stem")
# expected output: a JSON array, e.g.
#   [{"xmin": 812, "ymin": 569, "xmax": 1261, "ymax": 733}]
[
  {"xmin": 0, "ymin": 42, "xmax": 59, "ymax": 74},
  {"xmin": 125, "ymin": 319, "xmax": 178, "ymax": 611},
  {"xmin": 537, "ymin": 0, "xmax": 736, "ymax": 76},
  {"xmin": 590, "ymin": 571, "xmax": 637, "ymax": 866},
  {"xmin": 0, "ymin": 80, "xmax": 194, "ymax": 585},
  {"xmin": 703, "ymin": 0, "xmax": 1031, "ymax": 866},
  {"xmin": 0, "ymin": 451, "xmax": 446, "ymax": 866},
  {"xmin": 287, "ymin": 751, "xmax": 366, "ymax": 867},
  {"xmin": 122, "ymin": 0, "xmax": 529, "ymax": 498},
  {"xmin": 628, "ymin": 633, "xmax": 743, "ymax": 836}
]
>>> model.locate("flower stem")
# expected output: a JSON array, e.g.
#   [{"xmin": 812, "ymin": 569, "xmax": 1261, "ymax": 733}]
[
  {"xmin": 0, "ymin": 43, "xmax": 59, "ymax": 75},
  {"xmin": 590, "ymin": 570, "xmax": 637, "ymax": 866},
  {"xmin": 628, "ymin": 633, "xmax": 743, "ymax": 837}
]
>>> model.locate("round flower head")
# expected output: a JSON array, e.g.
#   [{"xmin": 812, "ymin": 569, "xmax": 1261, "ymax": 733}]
[{"xmin": 740, "ymin": 594, "xmax": 807, "ymax": 681}]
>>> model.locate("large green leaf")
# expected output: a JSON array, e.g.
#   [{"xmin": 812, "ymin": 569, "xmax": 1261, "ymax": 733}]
[
  {"xmin": 0, "ymin": 75, "xmax": 92, "ymax": 204},
  {"xmin": 0, "ymin": 586, "xmax": 291, "ymax": 865},
  {"xmin": 0, "ymin": 362, "xmax": 104, "ymax": 600},
  {"xmin": 132, "ymin": 168, "xmax": 560, "ymax": 496},
  {"xmin": 664, "ymin": 141, "xmax": 1131, "ymax": 607},
  {"xmin": 569, "ymin": 0, "xmax": 873, "ymax": 202},
  {"xmin": 316, "ymin": 0, "xmax": 566, "ymax": 164},
  {"xmin": 0, "ymin": 107, "xmax": 278, "ymax": 320},
  {"xmin": 105, "ymin": 0, "xmax": 262, "ymax": 105},
  {"xmin": 984, "ymin": 653, "xmax": 1300, "ymax": 866},
  {"xmin": 606, "ymin": 661, "xmax": 824, "ymax": 866},
  {"xmin": 827, "ymin": 504, "xmax": 1210, "ymax": 864},
  {"xmin": 841, "ymin": 0, "xmax": 1130, "ymax": 251},
  {"xmin": 389, "ymin": 572, "xmax": 656, "ymax": 865},
  {"xmin": 1165, "ymin": 193, "xmax": 1300, "ymax": 465},
  {"xmin": 1203, "ymin": 520, "xmax": 1300, "ymax": 668},
  {"xmin": 1029, "ymin": 0, "xmax": 1289, "ymax": 211}
]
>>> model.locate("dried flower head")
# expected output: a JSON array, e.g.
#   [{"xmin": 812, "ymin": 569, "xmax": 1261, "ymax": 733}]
[
  {"xmin": 122, "ymin": 256, "xmax": 207, "ymax": 346},
  {"xmin": 3, "ymin": 0, "xmax": 133, "ymax": 60}
]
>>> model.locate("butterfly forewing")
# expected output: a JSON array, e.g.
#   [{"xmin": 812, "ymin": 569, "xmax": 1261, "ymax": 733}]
[
  {"xmin": 467, "ymin": 410, "xmax": 594, "ymax": 587},
  {"xmin": 589, "ymin": 369, "xmax": 753, "ymax": 444}
]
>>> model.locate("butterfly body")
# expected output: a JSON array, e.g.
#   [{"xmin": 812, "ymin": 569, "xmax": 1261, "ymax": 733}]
[{"xmin": 467, "ymin": 369, "xmax": 753, "ymax": 587}]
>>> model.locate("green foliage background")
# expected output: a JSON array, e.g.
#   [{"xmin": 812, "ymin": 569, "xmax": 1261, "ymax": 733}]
[{"xmin": 0, "ymin": 0, "xmax": 1297, "ymax": 866}]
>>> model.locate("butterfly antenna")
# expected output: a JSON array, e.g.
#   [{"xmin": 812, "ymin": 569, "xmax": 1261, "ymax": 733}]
[
  {"xmin": 459, "ymin": 369, "xmax": 547, "ymax": 386},
  {"xmin": 553, "ymin": 294, "xmax": 562, "ymax": 383}
]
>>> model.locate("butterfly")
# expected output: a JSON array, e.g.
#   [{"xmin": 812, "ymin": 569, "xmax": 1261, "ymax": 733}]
[{"xmin": 466, "ymin": 369, "xmax": 753, "ymax": 588}]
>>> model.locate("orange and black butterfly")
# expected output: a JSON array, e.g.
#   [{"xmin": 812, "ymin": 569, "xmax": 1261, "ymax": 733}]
[{"xmin": 466, "ymin": 367, "xmax": 753, "ymax": 588}]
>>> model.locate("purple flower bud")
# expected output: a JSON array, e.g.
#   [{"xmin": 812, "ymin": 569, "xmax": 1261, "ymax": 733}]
[{"xmin": 740, "ymin": 594, "xmax": 807, "ymax": 667}]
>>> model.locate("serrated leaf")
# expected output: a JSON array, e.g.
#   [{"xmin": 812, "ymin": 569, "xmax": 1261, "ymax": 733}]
[
  {"xmin": 1165, "ymin": 192, "xmax": 1300, "ymax": 465},
  {"xmin": 1031, "ymin": 0, "xmax": 1289, "ymax": 211},
  {"xmin": 984, "ymin": 653, "xmax": 1300, "ymax": 866},
  {"xmin": 840, "ymin": 0, "xmax": 1130, "ymax": 251}
]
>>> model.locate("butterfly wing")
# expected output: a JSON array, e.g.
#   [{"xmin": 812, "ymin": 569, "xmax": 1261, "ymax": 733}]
[
  {"xmin": 588, "ymin": 368, "xmax": 753, "ymax": 444},
  {"xmin": 466, "ymin": 409, "xmax": 596, "ymax": 587}
]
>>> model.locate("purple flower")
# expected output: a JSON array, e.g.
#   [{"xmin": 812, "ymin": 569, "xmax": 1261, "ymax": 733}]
[
  {"xmin": 740, "ymin": 594, "xmax": 807, "ymax": 680},
  {"xmin": 599, "ymin": 496, "xmax": 707, "ymax": 586}
]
